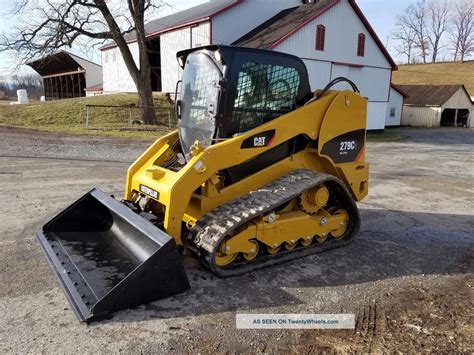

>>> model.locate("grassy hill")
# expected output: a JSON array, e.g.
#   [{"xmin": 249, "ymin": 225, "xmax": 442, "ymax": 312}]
[
  {"xmin": 0, "ymin": 93, "xmax": 174, "ymax": 138},
  {"xmin": 392, "ymin": 61, "xmax": 474, "ymax": 97}
]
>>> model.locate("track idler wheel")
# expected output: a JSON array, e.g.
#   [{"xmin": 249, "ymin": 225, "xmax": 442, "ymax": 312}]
[
  {"xmin": 330, "ymin": 209, "xmax": 349, "ymax": 238},
  {"xmin": 243, "ymin": 240, "xmax": 259, "ymax": 261},
  {"xmin": 215, "ymin": 243, "xmax": 238, "ymax": 266}
]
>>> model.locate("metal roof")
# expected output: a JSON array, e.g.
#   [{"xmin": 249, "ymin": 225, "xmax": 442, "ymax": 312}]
[
  {"xmin": 394, "ymin": 85, "xmax": 471, "ymax": 106},
  {"xmin": 102, "ymin": 0, "xmax": 239, "ymax": 49}
]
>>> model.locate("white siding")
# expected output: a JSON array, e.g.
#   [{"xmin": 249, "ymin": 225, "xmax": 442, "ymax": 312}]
[
  {"xmin": 441, "ymin": 88, "xmax": 474, "ymax": 128},
  {"xmin": 274, "ymin": 0, "xmax": 392, "ymax": 69},
  {"xmin": 401, "ymin": 106, "xmax": 441, "ymax": 127},
  {"xmin": 442, "ymin": 87, "xmax": 473, "ymax": 109},
  {"xmin": 273, "ymin": 0, "xmax": 393, "ymax": 130},
  {"xmin": 102, "ymin": 43, "xmax": 139, "ymax": 92},
  {"xmin": 385, "ymin": 88, "xmax": 404, "ymax": 126},
  {"xmin": 212, "ymin": 0, "xmax": 301, "ymax": 45},
  {"xmin": 160, "ymin": 22, "xmax": 210, "ymax": 92},
  {"xmin": 366, "ymin": 102, "xmax": 388, "ymax": 131},
  {"xmin": 302, "ymin": 59, "xmax": 332, "ymax": 90},
  {"xmin": 330, "ymin": 64, "xmax": 390, "ymax": 102}
]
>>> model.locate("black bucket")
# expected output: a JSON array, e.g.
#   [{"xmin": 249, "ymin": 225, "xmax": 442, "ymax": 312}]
[{"xmin": 36, "ymin": 188, "xmax": 190, "ymax": 322}]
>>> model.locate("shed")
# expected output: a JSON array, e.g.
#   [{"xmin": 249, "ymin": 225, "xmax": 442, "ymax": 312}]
[
  {"xmin": 395, "ymin": 85, "xmax": 473, "ymax": 128},
  {"xmin": 84, "ymin": 84, "xmax": 104, "ymax": 97},
  {"xmin": 27, "ymin": 51, "xmax": 102, "ymax": 100}
]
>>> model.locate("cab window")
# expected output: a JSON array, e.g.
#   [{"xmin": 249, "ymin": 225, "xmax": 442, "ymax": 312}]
[{"xmin": 232, "ymin": 62, "xmax": 301, "ymax": 133}]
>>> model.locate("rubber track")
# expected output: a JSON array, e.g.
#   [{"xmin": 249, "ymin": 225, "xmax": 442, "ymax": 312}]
[{"xmin": 185, "ymin": 169, "xmax": 360, "ymax": 277}]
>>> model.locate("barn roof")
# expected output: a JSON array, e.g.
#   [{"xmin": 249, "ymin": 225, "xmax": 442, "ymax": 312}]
[
  {"xmin": 101, "ymin": 0, "xmax": 239, "ymax": 50},
  {"xmin": 234, "ymin": 1, "xmax": 336, "ymax": 49},
  {"xmin": 394, "ymin": 85, "xmax": 471, "ymax": 106},
  {"xmin": 233, "ymin": 0, "xmax": 397, "ymax": 69},
  {"xmin": 26, "ymin": 51, "xmax": 101, "ymax": 77}
]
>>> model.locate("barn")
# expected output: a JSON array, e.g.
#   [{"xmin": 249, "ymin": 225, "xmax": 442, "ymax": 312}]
[
  {"xmin": 100, "ymin": 0, "xmax": 302, "ymax": 93},
  {"xmin": 396, "ymin": 85, "xmax": 473, "ymax": 128},
  {"xmin": 100, "ymin": 0, "xmax": 398, "ymax": 130},
  {"xmin": 27, "ymin": 51, "xmax": 102, "ymax": 100}
]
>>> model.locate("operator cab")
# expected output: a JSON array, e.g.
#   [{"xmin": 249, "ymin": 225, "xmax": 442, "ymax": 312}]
[{"xmin": 175, "ymin": 45, "xmax": 312, "ymax": 162}]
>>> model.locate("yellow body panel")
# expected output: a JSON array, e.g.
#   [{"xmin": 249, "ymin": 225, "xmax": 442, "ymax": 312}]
[{"xmin": 125, "ymin": 90, "xmax": 369, "ymax": 245}]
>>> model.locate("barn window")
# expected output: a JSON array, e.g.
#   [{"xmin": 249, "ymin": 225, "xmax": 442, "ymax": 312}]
[
  {"xmin": 390, "ymin": 107, "xmax": 396, "ymax": 118},
  {"xmin": 357, "ymin": 33, "xmax": 366, "ymax": 57},
  {"xmin": 315, "ymin": 25, "xmax": 326, "ymax": 51}
]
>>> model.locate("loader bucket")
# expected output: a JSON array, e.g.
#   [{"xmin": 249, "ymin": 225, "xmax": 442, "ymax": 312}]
[{"xmin": 36, "ymin": 188, "xmax": 190, "ymax": 322}]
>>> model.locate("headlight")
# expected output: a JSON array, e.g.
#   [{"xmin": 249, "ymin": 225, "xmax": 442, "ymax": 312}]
[
  {"xmin": 214, "ymin": 50, "xmax": 221, "ymax": 62},
  {"xmin": 177, "ymin": 56, "xmax": 184, "ymax": 67}
]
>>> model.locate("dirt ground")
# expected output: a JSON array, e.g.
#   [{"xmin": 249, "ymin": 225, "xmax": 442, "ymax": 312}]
[{"xmin": 0, "ymin": 126, "xmax": 472, "ymax": 353}]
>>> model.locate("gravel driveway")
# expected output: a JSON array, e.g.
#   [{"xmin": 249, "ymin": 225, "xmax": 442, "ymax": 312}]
[{"xmin": 0, "ymin": 126, "xmax": 472, "ymax": 353}]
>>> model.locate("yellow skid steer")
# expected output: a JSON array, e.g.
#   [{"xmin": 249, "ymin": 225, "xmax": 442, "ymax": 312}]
[{"xmin": 36, "ymin": 45, "xmax": 369, "ymax": 321}]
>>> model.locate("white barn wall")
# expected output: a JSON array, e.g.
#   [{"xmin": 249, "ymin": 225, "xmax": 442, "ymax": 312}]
[
  {"xmin": 274, "ymin": 0, "xmax": 393, "ymax": 130},
  {"xmin": 212, "ymin": 0, "xmax": 301, "ymax": 45},
  {"xmin": 274, "ymin": 0, "xmax": 392, "ymax": 69},
  {"xmin": 102, "ymin": 43, "xmax": 139, "ymax": 92},
  {"xmin": 386, "ymin": 88, "xmax": 404, "ymax": 126},
  {"xmin": 367, "ymin": 102, "xmax": 388, "ymax": 130},
  {"xmin": 330, "ymin": 64, "xmax": 391, "ymax": 102},
  {"xmin": 302, "ymin": 59, "xmax": 332, "ymax": 90},
  {"xmin": 160, "ymin": 22, "xmax": 210, "ymax": 92},
  {"xmin": 401, "ymin": 106, "xmax": 440, "ymax": 127}
]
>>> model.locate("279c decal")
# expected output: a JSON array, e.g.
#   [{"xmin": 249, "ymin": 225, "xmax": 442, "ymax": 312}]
[
  {"xmin": 320, "ymin": 129, "xmax": 365, "ymax": 163},
  {"xmin": 340, "ymin": 141, "xmax": 356, "ymax": 152}
]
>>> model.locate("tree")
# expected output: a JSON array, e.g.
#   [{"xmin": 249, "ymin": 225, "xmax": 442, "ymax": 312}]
[
  {"xmin": 396, "ymin": 1, "xmax": 431, "ymax": 64},
  {"xmin": 450, "ymin": 0, "xmax": 473, "ymax": 61},
  {"xmin": 0, "ymin": 0, "xmax": 167, "ymax": 124},
  {"xmin": 393, "ymin": 21, "xmax": 418, "ymax": 64},
  {"xmin": 426, "ymin": 0, "xmax": 449, "ymax": 62}
]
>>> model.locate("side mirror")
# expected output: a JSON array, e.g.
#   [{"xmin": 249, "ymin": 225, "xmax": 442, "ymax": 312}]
[{"xmin": 176, "ymin": 100, "xmax": 182, "ymax": 119}]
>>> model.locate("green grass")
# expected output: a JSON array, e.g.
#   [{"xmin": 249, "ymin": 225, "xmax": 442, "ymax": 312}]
[
  {"xmin": 0, "ymin": 93, "xmax": 175, "ymax": 139},
  {"xmin": 366, "ymin": 131, "xmax": 407, "ymax": 142},
  {"xmin": 392, "ymin": 61, "xmax": 474, "ymax": 97}
]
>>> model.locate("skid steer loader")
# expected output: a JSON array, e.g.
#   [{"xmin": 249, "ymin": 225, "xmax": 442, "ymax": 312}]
[{"xmin": 36, "ymin": 45, "xmax": 369, "ymax": 321}]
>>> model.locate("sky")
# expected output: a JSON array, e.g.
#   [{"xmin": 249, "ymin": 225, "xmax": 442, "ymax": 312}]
[{"xmin": 0, "ymin": 0, "xmax": 414, "ymax": 76}]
